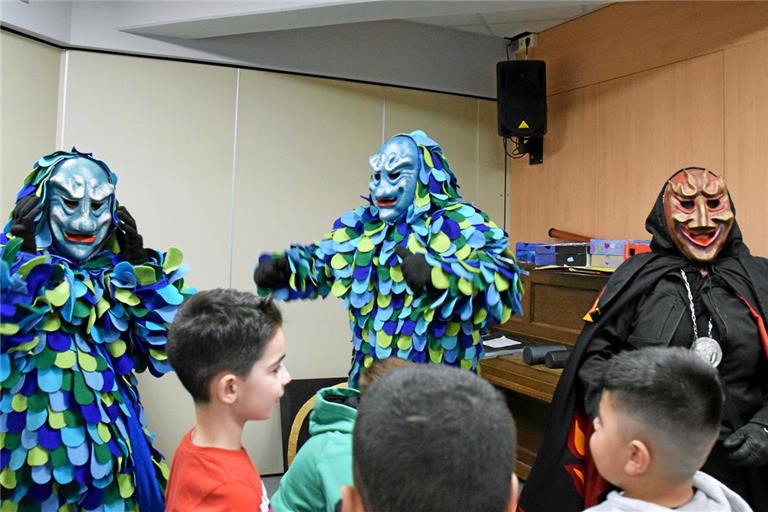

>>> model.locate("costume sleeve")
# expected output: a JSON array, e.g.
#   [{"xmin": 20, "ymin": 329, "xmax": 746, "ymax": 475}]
[
  {"xmin": 257, "ymin": 240, "xmax": 333, "ymax": 301},
  {"xmin": 749, "ymin": 359, "xmax": 768, "ymax": 426},
  {"xmin": 104, "ymin": 247, "xmax": 193, "ymax": 377},
  {"xmin": 256, "ymin": 210, "xmax": 367, "ymax": 302},
  {"xmin": 577, "ymin": 298, "xmax": 638, "ymax": 419},
  {"xmin": 0, "ymin": 244, "xmax": 53, "ymax": 361},
  {"xmin": 412, "ymin": 205, "xmax": 524, "ymax": 326}
]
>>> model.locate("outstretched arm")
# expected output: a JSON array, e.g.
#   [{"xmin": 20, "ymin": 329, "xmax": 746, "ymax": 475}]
[
  {"xmin": 253, "ymin": 209, "xmax": 367, "ymax": 301},
  {"xmin": 254, "ymin": 241, "xmax": 333, "ymax": 301}
]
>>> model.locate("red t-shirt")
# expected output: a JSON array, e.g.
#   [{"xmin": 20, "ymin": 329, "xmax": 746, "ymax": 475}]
[{"xmin": 166, "ymin": 429, "xmax": 272, "ymax": 512}]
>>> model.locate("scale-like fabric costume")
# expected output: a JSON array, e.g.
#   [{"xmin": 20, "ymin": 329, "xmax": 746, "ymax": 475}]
[
  {"xmin": 256, "ymin": 131, "xmax": 522, "ymax": 385},
  {"xmin": 0, "ymin": 151, "xmax": 193, "ymax": 511}
]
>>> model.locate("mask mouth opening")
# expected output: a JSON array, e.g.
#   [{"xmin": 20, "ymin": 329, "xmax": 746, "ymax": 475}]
[
  {"xmin": 64, "ymin": 232, "xmax": 97, "ymax": 244},
  {"xmin": 375, "ymin": 196, "xmax": 397, "ymax": 208},
  {"xmin": 681, "ymin": 225, "xmax": 721, "ymax": 247}
]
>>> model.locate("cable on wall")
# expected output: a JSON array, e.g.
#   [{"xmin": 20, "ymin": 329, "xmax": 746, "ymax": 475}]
[
  {"xmin": 227, "ymin": 69, "xmax": 241, "ymax": 288},
  {"xmin": 58, "ymin": 50, "xmax": 70, "ymax": 148}
]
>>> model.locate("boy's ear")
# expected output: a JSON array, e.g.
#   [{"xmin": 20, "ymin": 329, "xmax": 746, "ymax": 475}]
[
  {"xmin": 340, "ymin": 485, "xmax": 366, "ymax": 512},
  {"xmin": 624, "ymin": 439, "xmax": 651, "ymax": 476},
  {"xmin": 211, "ymin": 372, "xmax": 239, "ymax": 405}
]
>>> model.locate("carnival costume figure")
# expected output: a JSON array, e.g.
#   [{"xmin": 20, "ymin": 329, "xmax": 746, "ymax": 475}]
[
  {"xmin": 254, "ymin": 131, "xmax": 522, "ymax": 385},
  {"xmin": 0, "ymin": 150, "xmax": 193, "ymax": 511},
  {"xmin": 520, "ymin": 167, "xmax": 768, "ymax": 512}
]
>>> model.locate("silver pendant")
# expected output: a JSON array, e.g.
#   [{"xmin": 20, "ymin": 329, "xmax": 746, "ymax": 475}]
[{"xmin": 692, "ymin": 337, "xmax": 722, "ymax": 368}]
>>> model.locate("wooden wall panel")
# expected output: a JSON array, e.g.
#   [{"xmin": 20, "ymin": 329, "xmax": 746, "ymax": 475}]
[
  {"xmin": 596, "ymin": 52, "xmax": 724, "ymax": 239},
  {"xmin": 506, "ymin": 85, "xmax": 600, "ymax": 243},
  {"xmin": 526, "ymin": 1, "xmax": 768, "ymax": 95},
  {"xmin": 724, "ymin": 38, "xmax": 768, "ymax": 256}
]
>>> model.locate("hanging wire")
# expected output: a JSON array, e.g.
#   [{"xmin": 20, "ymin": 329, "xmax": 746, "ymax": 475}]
[{"xmin": 503, "ymin": 137, "xmax": 526, "ymax": 160}]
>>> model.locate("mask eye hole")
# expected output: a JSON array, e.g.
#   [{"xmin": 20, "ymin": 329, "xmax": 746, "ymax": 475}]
[
  {"xmin": 373, "ymin": 172, "xmax": 381, "ymax": 182},
  {"xmin": 91, "ymin": 201, "xmax": 104, "ymax": 211},
  {"xmin": 680, "ymin": 200, "xmax": 695, "ymax": 210},
  {"xmin": 389, "ymin": 171, "xmax": 401, "ymax": 180},
  {"xmin": 707, "ymin": 199, "xmax": 721, "ymax": 209},
  {"xmin": 63, "ymin": 199, "xmax": 78, "ymax": 209}
]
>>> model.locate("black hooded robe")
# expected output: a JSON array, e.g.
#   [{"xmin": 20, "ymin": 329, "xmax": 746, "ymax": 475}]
[{"xmin": 519, "ymin": 183, "xmax": 768, "ymax": 512}]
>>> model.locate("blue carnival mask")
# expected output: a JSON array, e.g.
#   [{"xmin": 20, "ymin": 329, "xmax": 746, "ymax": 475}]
[
  {"xmin": 47, "ymin": 157, "xmax": 115, "ymax": 262},
  {"xmin": 368, "ymin": 136, "xmax": 419, "ymax": 224}
]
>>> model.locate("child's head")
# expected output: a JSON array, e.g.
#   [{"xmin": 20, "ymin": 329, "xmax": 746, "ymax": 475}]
[
  {"xmin": 590, "ymin": 347, "xmax": 723, "ymax": 488},
  {"xmin": 167, "ymin": 289, "xmax": 291, "ymax": 420},
  {"xmin": 357, "ymin": 357, "xmax": 413, "ymax": 394},
  {"xmin": 343, "ymin": 365, "xmax": 518, "ymax": 512}
]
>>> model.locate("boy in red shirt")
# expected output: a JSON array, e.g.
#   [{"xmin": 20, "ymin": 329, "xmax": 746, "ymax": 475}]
[{"xmin": 165, "ymin": 289, "xmax": 292, "ymax": 511}]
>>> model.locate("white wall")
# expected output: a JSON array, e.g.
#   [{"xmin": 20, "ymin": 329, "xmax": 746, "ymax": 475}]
[
  {"xmin": 1, "ymin": 31, "xmax": 507, "ymax": 474},
  {"xmin": 0, "ymin": 31, "xmax": 61, "ymax": 215}
]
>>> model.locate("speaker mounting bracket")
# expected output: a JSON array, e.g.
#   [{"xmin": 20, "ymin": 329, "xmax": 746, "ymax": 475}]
[{"xmin": 516, "ymin": 136, "xmax": 543, "ymax": 165}]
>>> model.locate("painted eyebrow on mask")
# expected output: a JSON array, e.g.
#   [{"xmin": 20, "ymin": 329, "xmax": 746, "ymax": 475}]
[
  {"xmin": 49, "ymin": 175, "xmax": 85, "ymax": 199},
  {"xmin": 88, "ymin": 183, "xmax": 115, "ymax": 202}
]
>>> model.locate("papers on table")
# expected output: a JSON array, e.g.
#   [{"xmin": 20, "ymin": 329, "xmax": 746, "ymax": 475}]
[{"xmin": 482, "ymin": 335, "xmax": 526, "ymax": 359}]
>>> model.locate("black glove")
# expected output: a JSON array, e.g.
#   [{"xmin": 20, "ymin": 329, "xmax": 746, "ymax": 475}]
[
  {"xmin": 116, "ymin": 206, "xmax": 148, "ymax": 265},
  {"xmin": 394, "ymin": 246, "xmax": 433, "ymax": 295},
  {"xmin": 723, "ymin": 422, "xmax": 768, "ymax": 467},
  {"xmin": 9, "ymin": 195, "xmax": 42, "ymax": 253},
  {"xmin": 254, "ymin": 256, "xmax": 291, "ymax": 289}
]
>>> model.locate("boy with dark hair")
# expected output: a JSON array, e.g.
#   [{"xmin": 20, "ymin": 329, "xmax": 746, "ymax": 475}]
[
  {"xmin": 272, "ymin": 357, "xmax": 413, "ymax": 512},
  {"xmin": 587, "ymin": 347, "xmax": 751, "ymax": 511},
  {"xmin": 165, "ymin": 289, "xmax": 292, "ymax": 511},
  {"xmin": 341, "ymin": 365, "xmax": 518, "ymax": 512}
]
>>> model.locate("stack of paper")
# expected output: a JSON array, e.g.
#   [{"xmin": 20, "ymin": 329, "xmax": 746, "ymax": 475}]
[{"xmin": 482, "ymin": 335, "xmax": 526, "ymax": 359}]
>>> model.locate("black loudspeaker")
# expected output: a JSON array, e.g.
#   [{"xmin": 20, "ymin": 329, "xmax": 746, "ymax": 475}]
[
  {"xmin": 522, "ymin": 344, "xmax": 567, "ymax": 365},
  {"xmin": 497, "ymin": 60, "xmax": 547, "ymax": 138},
  {"xmin": 544, "ymin": 349, "xmax": 572, "ymax": 369}
]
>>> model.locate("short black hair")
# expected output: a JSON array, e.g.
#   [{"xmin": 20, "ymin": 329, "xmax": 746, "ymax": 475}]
[
  {"xmin": 599, "ymin": 347, "xmax": 723, "ymax": 480},
  {"xmin": 352, "ymin": 365, "xmax": 516, "ymax": 512},
  {"xmin": 167, "ymin": 289, "xmax": 282, "ymax": 402}
]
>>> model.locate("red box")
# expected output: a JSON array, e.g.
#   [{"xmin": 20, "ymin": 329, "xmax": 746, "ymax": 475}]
[{"xmin": 624, "ymin": 242, "xmax": 651, "ymax": 258}]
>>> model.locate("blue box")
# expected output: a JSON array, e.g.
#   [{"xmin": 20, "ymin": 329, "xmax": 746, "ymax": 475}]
[
  {"xmin": 534, "ymin": 244, "xmax": 557, "ymax": 266},
  {"xmin": 515, "ymin": 242, "xmax": 539, "ymax": 264}
]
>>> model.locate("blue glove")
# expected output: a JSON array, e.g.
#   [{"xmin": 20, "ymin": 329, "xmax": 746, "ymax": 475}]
[{"xmin": 723, "ymin": 422, "xmax": 768, "ymax": 467}]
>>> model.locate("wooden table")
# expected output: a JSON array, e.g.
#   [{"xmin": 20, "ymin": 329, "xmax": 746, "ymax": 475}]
[{"xmin": 479, "ymin": 265, "xmax": 608, "ymax": 478}]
